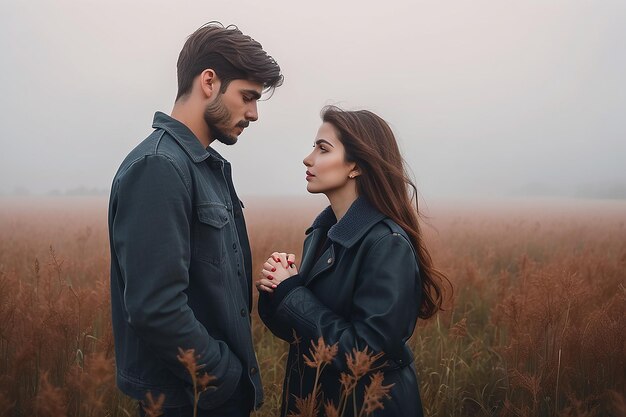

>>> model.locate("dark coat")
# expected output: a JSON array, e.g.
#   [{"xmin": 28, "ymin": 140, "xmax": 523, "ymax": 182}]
[
  {"xmin": 109, "ymin": 112, "xmax": 263, "ymax": 410},
  {"xmin": 259, "ymin": 197, "xmax": 424, "ymax": 417}
]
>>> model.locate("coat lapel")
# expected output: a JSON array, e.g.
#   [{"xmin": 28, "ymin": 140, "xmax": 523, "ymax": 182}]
[
  {"xmin": 304, "ymin": 245, "xmax": 335, "ymax": 286},
  {"xmin": 300, "ymin": 197, "xmax": 384, "ymax": 286},
  {"xmin": 299, "ymin": 228, "xmax": 323, "ymax": 277}
]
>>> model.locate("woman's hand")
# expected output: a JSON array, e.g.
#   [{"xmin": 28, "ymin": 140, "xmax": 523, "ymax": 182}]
[{"xmin": 256, "ymin": 252, "xmax": 298, "ymax": 293}]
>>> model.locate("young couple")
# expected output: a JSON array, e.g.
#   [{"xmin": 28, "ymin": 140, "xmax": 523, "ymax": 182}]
[{"xmin": 108, "ymin": 22, "xmax": 447, "ymax": 417}]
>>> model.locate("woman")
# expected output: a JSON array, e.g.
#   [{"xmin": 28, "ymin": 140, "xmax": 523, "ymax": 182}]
[{"xmin": 257, "ymin": 106, "xmax": 448, "ymax": 417}]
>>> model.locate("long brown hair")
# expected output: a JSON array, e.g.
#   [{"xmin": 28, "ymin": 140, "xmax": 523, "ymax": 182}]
[{"xmin": 322, "ymin": 105, "xmax": 450, "ymax": 319}]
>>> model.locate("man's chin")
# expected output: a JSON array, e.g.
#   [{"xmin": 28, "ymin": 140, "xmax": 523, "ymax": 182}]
[{"xmin": 216, "ymin": 135, "xmax": 238, "ymax": 146}]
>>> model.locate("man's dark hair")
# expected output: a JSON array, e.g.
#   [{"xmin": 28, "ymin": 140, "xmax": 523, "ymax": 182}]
[{"xmin": 176, "ymin": 22, "xmax": 283, "ymax": 101}]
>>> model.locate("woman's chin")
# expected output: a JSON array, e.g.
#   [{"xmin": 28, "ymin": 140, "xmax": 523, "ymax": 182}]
[{"xmin": 306, "ymin": 184, "xmax": 323, "ymax": 194}]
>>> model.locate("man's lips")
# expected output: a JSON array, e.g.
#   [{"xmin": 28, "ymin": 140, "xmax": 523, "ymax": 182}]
[{"xmin": 235, "ymin": 121, "xmax": 249, "ymax": 134}]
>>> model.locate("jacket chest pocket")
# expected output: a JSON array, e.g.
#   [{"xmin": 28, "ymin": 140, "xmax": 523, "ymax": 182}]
[{"xmin": 193, "ymin": 204, "xmax": 230, "ymax": 265}]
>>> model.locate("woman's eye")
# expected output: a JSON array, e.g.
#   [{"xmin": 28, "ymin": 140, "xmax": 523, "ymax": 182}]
[{"xmin": 319, "ymin": 146, "xmax": 328, "ymax": 153}]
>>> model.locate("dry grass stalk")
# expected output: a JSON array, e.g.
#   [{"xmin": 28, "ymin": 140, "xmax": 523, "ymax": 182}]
[
  {"xmin": 346, "ymin": 347, "xmax": 385, "ymax": 382},
  {"xmin": 288, "ymin": 393, "xmax": 320, "ymax": 417},
  {"xmin": 303, "ymin": 336, "xmax": 339, "ymax": 405},
  {"xmin": 34, "ymin": 371, "xmax": 68, "ymax": 417},
  {"xmin": 177, "ymin": 347, "xmax": 216, "ymax": 417},
  {"xmin": 303, "ymin": 337, "xmax": 339, "ymax": 370},
  {"xmin": 142, "ymin": 392, "xmax": 165, "ymax": 417},
  {"xmin": 324, "ymin": 399, "xmax": 340, "ymax": 417},
  {"xmin": 359, "ymin": 371, "xmax": 394, "ymax": 417},
  {"xmin": 292, "ymin": 339, "xmax": 392, "ymax": 417},
  {"xmin": 67, "ymin": 351, "xmax": 115, "ymax": 414}
]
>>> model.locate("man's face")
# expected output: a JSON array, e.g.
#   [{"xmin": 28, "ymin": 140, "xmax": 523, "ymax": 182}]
[{"xmin": 204, "ymin": 79, "xmax": 263, "ymax": 145}]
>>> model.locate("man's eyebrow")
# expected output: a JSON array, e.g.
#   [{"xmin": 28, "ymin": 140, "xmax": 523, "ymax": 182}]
[
  {"xmin": 242, "ymin": 89, "xmax": 262, "ymax": 100},
  {"xmin": 314, "ymin": 139, "xmax": 335, "ymax": 147}
]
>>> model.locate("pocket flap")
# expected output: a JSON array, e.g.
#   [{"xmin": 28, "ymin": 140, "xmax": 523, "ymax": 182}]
[{"xmin": 197, "ymin": 205, "xmax": 229, "ymax": 228}]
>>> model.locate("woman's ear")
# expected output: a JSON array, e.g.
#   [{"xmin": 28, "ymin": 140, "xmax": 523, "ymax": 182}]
[{"xmin": 348, "ymin": 167, "xmax": 361, "ymax": 179}]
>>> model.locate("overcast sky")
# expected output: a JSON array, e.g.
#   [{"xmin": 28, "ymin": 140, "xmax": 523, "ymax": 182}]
[{"xmin": 1, "ymin": 0, "xmax": 624, "ymax": 199}]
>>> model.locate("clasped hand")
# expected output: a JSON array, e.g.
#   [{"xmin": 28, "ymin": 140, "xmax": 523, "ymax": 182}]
[{"xmin": 255, "ymin": 251, "xmax": 298, "ymax": 293}]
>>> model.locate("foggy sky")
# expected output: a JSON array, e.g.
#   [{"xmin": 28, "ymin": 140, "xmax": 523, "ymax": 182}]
[{"xmin": 1, "ymin": 0, "xmax": 625, "ymax": 199}]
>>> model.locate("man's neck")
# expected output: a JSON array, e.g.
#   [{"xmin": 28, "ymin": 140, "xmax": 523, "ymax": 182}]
[{"xmin": 171, "ymin": 100, "xmax": 213, "ymax": 148}]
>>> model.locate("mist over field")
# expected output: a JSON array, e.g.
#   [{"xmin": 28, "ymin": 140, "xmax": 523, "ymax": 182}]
[{"xmin": 1, "ymin": 0, "xmax": 625, "ymax": 200}]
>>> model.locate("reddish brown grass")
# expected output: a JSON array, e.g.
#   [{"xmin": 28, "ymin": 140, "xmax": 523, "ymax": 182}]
[{"xmin": 0, "ymin": 196, "xmax": 624, "ymax": 416}]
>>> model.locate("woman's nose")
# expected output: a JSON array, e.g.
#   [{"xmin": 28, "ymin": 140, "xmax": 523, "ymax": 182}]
[{"xmin": 303, "ymin": 152, "xmax": 313, "ymax": 167}]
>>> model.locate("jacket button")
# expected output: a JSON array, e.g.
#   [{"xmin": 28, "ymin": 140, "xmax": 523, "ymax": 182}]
[
  {"xmin": 250, "ymin": 367, "xmax": 258, "ymax": 375},
  {"xmin": 240, "ymin": 308, "xmax": 246, "ymax": 317},
  {"xmin": 327, "ymin": 257, "xmax": 333, "ymax": 264}
]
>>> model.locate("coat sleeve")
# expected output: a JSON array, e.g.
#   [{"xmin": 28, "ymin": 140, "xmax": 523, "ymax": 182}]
[
  {"xmin": 111, "ymin": 154, "xmax": 242, "ymax": 407},
  {"xmin": 260, "ymin": 233, "xmax": 421, "ymax": 373},
  {"xmin": 258, "ymin": 274, "xmax": 305, "ymax": 341}
]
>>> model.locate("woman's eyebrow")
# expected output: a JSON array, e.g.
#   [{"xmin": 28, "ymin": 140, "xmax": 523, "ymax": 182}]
[{"xmin": 314, "ymin": 139, "xmax": 335, "ymax": 147}]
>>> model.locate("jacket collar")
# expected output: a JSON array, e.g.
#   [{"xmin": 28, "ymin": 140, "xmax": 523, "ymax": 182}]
[
  {"xmin": 307, "ymin": 197, "xmax": 386, "ymax": 248},
  {"xmin": 152, "ymin": 111, "xmax": 223, "ymax": 164}
]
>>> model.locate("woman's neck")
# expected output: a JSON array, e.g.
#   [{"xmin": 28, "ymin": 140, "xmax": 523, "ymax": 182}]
[{"xmin": 326, "ymin": 186, "xmax": 359, "ymax": 222}]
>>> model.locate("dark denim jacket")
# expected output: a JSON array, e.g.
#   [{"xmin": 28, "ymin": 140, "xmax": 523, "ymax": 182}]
[{"xmin": 108, "ymin": 112, "xmax": 263, "ymax": 410}]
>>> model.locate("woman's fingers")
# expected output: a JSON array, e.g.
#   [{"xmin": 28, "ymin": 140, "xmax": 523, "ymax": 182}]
[
  {"xmin": 278, "ymin": 252, "xmax": 289, "ymax": 268},
  {"xmin": 270, "ymin": 252, "xmax": 289, "ymax": 269},
  {"xmin": 287, "ymin": 253, "xmax": 296, "ymax": 268},
  {"xmin": 256, "ymin": 283, "xmax": 274, "ymax": 293},
  {"xmin": 256, "ymin": 278, "xmax": 277, "ymax": 293},
  {"xmin": 263, "ymin": 261, "xmax": 277, "ymax": 273},
  {"xmin": 261, "ymin": 269, "xmax": 274, "ymax": 280},
  {"xmin": 268, "ymin": 251, "xmax": 299, "ymax": 273}
]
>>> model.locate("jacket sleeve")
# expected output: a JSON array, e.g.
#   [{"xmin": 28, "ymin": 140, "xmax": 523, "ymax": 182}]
[
  {"xmin": 111, "ymin": 155, "xmax": 242, "ymax": 406},
  {"xmin": 258, "ymin": 274, "xmax": 305, "ymax": 341},
  {"xmin": 261, "ymin": 233, "xmax": 421, "ymax": 372}
]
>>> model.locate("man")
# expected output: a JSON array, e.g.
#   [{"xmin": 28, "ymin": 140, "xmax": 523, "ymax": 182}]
[{"xmin": 108, "ymin": 22, "xmax": 283, "ymax": 416}]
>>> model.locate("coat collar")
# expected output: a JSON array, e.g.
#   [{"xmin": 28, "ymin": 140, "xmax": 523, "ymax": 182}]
[
  {"xmin": 152, "ymin": 111, "xmax": 224, "ymax": 164},
  {"xmin": 306, "ymin": 197, "xmax": 386, "ymax": 248}
]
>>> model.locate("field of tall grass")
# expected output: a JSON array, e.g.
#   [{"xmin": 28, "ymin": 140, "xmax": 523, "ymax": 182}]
[{"xmin": 0, "ymin": 196, "xmax": 624, "ymax": 416}]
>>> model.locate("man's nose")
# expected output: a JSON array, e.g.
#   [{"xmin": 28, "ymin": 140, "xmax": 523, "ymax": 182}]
[{"xmin": 245, "ymin": 102, "xmax": 258, "ymax": 121}]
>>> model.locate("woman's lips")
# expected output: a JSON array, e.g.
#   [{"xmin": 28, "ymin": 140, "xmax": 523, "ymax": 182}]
[{"xmin": 306, "ymin": 171, "xmax": 315, "ymax": 180}]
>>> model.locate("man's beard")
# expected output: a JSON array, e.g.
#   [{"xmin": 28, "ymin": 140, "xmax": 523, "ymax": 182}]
[{"xmin": 204, "ymin": 95, "xmax": 249, "ymax": 146}]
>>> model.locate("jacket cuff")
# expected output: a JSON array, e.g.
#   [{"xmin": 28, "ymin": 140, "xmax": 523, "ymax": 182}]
[
  {"xmin": 260, "ymin": 274, "xmax": 304, "ymax": 317},
  {"xmin": 274, "ymin": 274, "xmax": 304, "ymax": 304}
]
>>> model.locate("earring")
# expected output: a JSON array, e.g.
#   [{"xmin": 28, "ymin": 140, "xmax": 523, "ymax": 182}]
[{"xmin": 349, "ymin": 174, "xmax": 355, "ymax": 179}]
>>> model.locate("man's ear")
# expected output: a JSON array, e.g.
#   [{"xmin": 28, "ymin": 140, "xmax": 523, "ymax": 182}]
[{"xmin": 199, "ymin": 69, "xmax": 220, "ymax": 99}]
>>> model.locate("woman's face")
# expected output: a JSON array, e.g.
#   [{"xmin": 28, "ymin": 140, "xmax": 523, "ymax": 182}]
[{"xmin": 303, "ymin": 122, "xmax": 357, "ymax": 195}]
